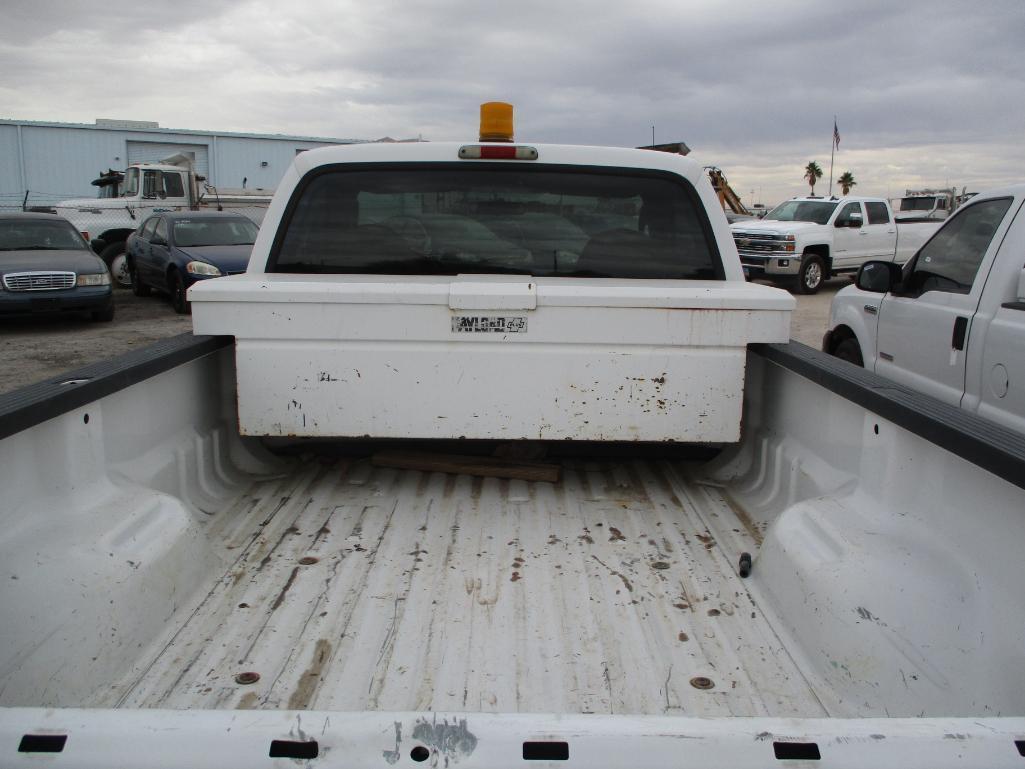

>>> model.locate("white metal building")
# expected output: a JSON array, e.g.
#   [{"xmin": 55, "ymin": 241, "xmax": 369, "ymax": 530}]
[{"xmin": 0, "ymin": 118, "xmax": 362, "ymax": 210}]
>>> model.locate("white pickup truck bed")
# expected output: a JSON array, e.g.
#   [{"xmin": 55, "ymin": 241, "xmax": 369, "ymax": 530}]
[
  {"xmin": 109, "ymin": 455, "xmax": 820, "ymax": 717},
  {"xmin": 2, "ymin": 337, "xmax": 1025, "ymax": 767}
]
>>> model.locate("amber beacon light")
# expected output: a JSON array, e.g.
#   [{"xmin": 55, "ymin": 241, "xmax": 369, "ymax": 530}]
[{"xmin": 479, "ymin": 102, "xmax": 515, "ymax": 142}]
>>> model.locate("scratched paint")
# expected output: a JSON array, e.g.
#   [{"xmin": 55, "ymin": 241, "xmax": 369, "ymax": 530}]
[{"xmin": 411, "ymin": 716, "xmax": 478, "ymax": 763}]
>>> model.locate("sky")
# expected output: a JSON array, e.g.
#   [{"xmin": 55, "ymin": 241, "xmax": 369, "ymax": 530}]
[{"xmin": 2, "ymin": 0, "xmax": 1022, "ymax": 205}]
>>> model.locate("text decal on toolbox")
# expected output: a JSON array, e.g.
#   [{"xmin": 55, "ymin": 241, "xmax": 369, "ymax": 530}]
[{"xmin": 451, "ymin": 316, "xmax": 528, "ymax": 333}]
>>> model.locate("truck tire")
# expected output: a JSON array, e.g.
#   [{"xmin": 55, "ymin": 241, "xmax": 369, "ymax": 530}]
[
  {"xmin": 833, "ymin": 337, "xmax": 864, "ymax": 367},
  {"xmin": 797, "ymin": 253, "xmax": 825, "ymax": 294},
  {"xmin": 100, "ymin": 242, "xmax": 131, "ymax": 289},
  {"xmin": 170, "ymin": 270, "xmax": 190, "ymax": 315}
]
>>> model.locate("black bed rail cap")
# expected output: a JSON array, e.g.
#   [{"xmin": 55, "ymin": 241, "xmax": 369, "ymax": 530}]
[
  {"xmin": 752, "ymin": 341, "xmax": 1025, "ymax": 491},
  {"xmin": 0, "ymin": 333, "xmax": 232, "ymax": 441}
]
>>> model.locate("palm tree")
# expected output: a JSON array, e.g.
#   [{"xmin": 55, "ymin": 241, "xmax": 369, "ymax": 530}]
[
  {"xmin": 804, "ymin": 161, "xmax": 823, "ymax": 196},
  {"xmin": 837, "ymin": 171, "xmax": 857, "ymax": 196}
]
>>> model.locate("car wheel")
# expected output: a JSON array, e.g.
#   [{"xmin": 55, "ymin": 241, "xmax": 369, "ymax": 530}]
[
  {"xmin": 797, "ymin": 253, "xmax": 825, "ymax": 294},
  {"xmin": 130, "ymin": 261, "xmax": 151, "ymax": 297},
  {"xmin": 170, "ymin": 270, "xmax": 190, "ymax": 315},
  {"xmin": 833, "ymin": 337, "xmax": 864, "ymax": 367},
  {"xmin": 90, "ymin": 304, "xmax": 115, "ymax": 323},
  {"xmin": 100, "ymin": 243, "xmax": 131, "ymax": 289}
]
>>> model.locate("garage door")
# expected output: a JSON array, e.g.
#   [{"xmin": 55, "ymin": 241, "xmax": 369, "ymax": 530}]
[{"xmin": 126, "ymin": 141, "xmax": 209, "ymax": 178}]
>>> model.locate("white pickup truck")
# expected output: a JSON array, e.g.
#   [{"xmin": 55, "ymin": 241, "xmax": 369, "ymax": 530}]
[
  {"xmin": 824, "ymin": 184, "xmax": 1025, "ymax": 435},
  {"xmin": 58, "ymin": 155, "xmax": 272, "ymax": 287},
  {"xmin": 731, "ymin": 196, "xmax": 939, "ymax": 293},
  {"xmin": 2, "ymin": 118, "xmax": 1024, "ymax": 768}
]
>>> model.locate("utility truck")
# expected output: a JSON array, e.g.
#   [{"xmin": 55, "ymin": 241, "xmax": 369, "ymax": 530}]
[
  {"xmin": 58, "ymin": 155, "xmax": 272, "ymax": 287},
  {"xmin": 891, "ymin": 187, "xmax": 972, "ymax": 222},
  {"xmin": 1, "ymin": 105, "xmax": 1023, "ymax": 768},
  {"xmin": 731, "ymin": 196, "xmax": 941, "ymax": 293}
]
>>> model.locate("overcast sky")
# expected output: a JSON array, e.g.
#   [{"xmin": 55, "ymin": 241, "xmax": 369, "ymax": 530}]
[{"xmin": 2, "ymin": 0, "xmax": 1022, "ymax": 204}]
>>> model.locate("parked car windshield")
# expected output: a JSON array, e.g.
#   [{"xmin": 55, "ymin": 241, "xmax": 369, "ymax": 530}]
[
  {"xmin": 173, "ymin": 218, "xmax": 259, "ymax": 247},
  {"xmin": 271, "ymin": 166, "xmax": 722, "ymax": 279},
  {"xmin": 0, "ymin": 219, "xmax": 88, "ymax": 251},
  {"xmin": 764, "ymin": 200, "xmax": 838, "ymax": 224}
]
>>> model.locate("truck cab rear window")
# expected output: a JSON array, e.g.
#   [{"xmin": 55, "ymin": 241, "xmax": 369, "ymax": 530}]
[{"xmin": 270, "ymin": 166, "xmax": 722, "ymax": 279}]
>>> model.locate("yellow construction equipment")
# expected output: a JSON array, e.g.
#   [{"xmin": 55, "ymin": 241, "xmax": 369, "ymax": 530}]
[
  {"xmin": 705, "ymin": 167, "xmax": 750, "ymax": 216},
  {"xmin": 636, "ymin": 143, "xmax": 750, "ymax": 216}
]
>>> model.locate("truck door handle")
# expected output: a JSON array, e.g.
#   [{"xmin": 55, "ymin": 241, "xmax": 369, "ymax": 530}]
[
  {"xmin": 864, "ymin": 305, "xmax": 878, "ymax": 315},
  {"xmin": 952, "ymin": 316, "xmax": 968, "ymax": 350}
]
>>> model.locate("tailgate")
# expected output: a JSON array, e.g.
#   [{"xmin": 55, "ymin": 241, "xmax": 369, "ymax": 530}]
[{"xmin": 4, "ymin": 709, "xmax": 1025, "ymax": 768}]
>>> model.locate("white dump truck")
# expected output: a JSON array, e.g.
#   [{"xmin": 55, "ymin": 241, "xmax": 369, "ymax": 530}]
[
  {"xmin": 1, "ymin": 106, "xmax": 1023, "ymax": 768},
  {"xmin": 58, "ymin": 155, "xmax": 272, "ymax": 287}
]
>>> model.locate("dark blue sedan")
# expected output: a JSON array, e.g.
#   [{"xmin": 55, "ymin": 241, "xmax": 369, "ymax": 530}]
[
  {"xmin": 0, "ymin": 213, "xmax": 114, "ymax": 321},
  {"xmin": 126, "ymin": 212, "xmax": 258, "ymax": 313}
]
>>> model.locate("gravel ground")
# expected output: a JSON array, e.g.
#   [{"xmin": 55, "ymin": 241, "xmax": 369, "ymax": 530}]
[
  {"xmin": 1, "ymin": 290, "xmax": 191, "ymax": 394},
  {"xmin": 0, "ymin": 278, "xmax": 849, "ymax": 395}
]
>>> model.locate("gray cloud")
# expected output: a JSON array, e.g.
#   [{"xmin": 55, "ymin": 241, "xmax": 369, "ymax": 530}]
[{"xmin": 2, "ymin": 0, "xmax": 1022, "ymax": 202}]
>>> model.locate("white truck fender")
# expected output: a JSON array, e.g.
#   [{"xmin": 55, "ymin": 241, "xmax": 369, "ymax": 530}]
[{"xmin": 824, "ymin": 284, "xmax": 881, "ymax": 366}]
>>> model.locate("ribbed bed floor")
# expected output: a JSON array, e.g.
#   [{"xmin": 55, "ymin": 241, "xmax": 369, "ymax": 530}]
[{"xmin": 107, "ymin": 457, "xmax": 827, "ymax": 717}]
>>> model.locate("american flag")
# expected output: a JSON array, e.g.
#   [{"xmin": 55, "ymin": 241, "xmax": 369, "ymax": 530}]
[{"xmin": 833, "ymin": 119, "xmax": 841, "ymax": 149}]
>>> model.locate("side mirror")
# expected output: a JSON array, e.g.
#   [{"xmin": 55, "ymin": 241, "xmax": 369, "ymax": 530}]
[{"xmin": 856, "ymin": 260, "xmax": 901, "ymax": 293}]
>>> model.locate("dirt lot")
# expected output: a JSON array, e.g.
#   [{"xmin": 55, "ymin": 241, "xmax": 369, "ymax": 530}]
[
  {"xmin": 1, "ymin": 290, "xmax": 191, "ymax": 394},
  {"xmin": 0, "ymin": 278, "xmax": 850, "ymax": 395}
]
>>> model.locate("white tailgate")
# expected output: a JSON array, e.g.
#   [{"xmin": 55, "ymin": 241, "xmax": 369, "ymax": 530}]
[{"xmin": 191, "ymin": 275, "xmax": 792, "ymax": 442}]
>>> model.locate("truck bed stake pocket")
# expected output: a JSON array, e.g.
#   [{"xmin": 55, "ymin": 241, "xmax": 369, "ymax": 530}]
[
  {"xmin": 18, "ymin": 734, "xmax": 68, "ymax": 753},
  {"xmin": 773, "ymin": 742, "xmax": 821, "ymax": 760},
  {"xmin": 269, "ymin": 740, "xmax": 319, "ymax": 759},
  {"xmin": 523, "ymin": 742, "xmax": 569, "ymax": 760}
]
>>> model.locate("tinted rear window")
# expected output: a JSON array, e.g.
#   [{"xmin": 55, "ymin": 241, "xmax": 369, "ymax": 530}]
[
  {"xmin": 270, "ymin": 166, "xmax": 722, "ymax": 279},
  {"xmin": 865, "ymin": 202, "xmax": 890, "ymax": 224}
]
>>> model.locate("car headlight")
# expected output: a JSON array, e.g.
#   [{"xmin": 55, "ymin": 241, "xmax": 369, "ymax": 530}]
[
  {"xmin": 77, "ymin": 272, "xmax": 111, "ymax": 287},
  {"xmin": 186, "ymin": 261, "xmax": 222, "ymax": 276}
]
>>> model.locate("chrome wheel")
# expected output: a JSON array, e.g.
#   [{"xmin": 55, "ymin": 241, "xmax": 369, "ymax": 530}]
[
  {"xmin": 803, "ymin": 261, "xmax": 822, "ymax": 289},
  {"xmin": 110, "ymin": 252, "xmax": 130, "ymax": 288},
  {"xmin": 797, "ymin": 254, "xmax": 825, "ymax": 294}
]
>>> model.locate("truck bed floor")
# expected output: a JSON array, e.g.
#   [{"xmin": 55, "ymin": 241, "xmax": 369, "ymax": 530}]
[{"xmin": 108, "ymin": 457, "xmax": 827, "ymax": 717}]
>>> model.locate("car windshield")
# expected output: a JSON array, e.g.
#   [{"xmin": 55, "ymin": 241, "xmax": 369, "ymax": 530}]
[
  {"xmin": 272, "ymin": 166, "xmax": 721, "ymax": 279},
  {"xmin": 764, "ymin": 200, "xmax": 838, "ymax": 224},
  {"xmin": 0, "ymin": 220, "xmax": 88, "ymax": 251},
  {"xmin": 173, "ymin": 218, "xmax": 258, "ymax": 247}
]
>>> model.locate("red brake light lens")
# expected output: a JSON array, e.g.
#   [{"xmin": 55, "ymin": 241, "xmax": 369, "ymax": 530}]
[{"xmin": 458, "ymin": 145, "xmax": 538, "ymax": 160}]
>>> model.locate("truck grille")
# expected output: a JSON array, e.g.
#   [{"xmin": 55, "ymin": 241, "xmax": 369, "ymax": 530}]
[
  {"xmin": 2, "ymin": 271, "xmax": 76, "ymax": 291},
  {"xmin": 732, "ymin": 232, "xmax": 783, "ymax": 253}
]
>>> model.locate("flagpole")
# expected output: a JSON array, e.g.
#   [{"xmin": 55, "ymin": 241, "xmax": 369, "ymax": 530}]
[{"xmin": 828, "ymin": 115, "xmax": 836, "ymax": 196}]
